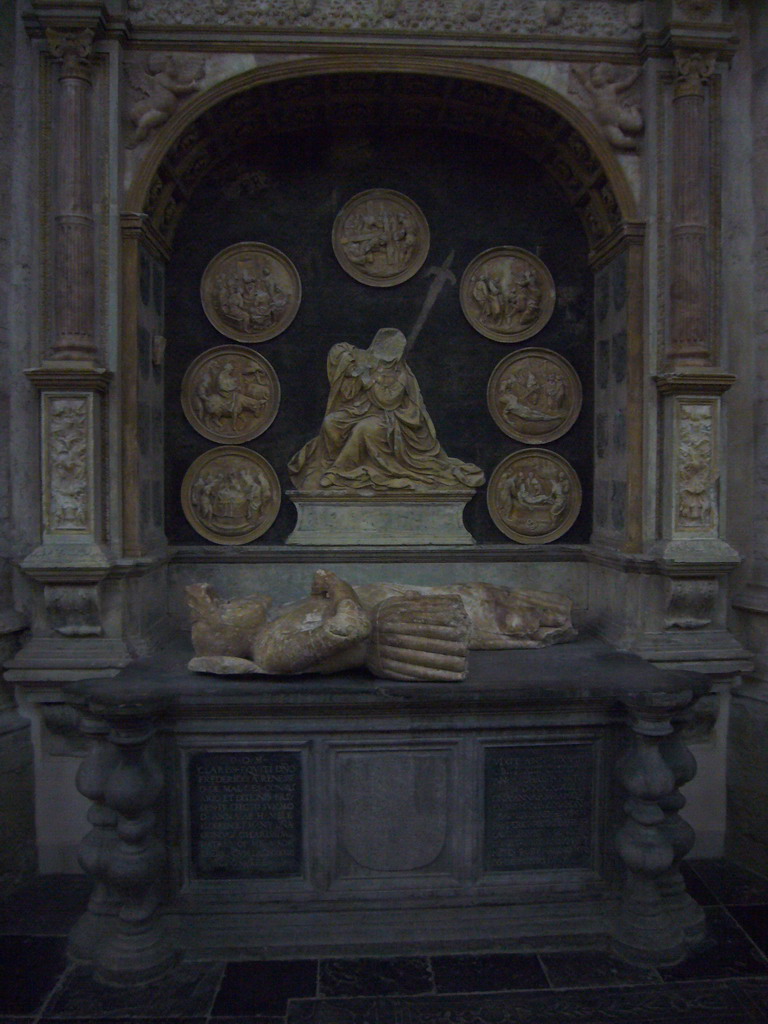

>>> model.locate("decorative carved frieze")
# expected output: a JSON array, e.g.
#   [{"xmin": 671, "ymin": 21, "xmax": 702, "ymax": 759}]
[
  {"xmin": 665, "ymin": 578, "xmax": 717, "ymax": 629},
  {"xmin": 568, "ymin": 63, "xmax": 644, "ymax": 151},
  {"xmin": 129, "ymin": 0, "xmax": 643, "ymax": 36},
  {"xmin": 45, "ymin": 584, "xmax": 103, "ymax": 636}
]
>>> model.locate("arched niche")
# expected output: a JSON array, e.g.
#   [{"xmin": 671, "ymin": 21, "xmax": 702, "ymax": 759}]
[{"xmin": 121, "ymin": 59, "xmax": 643, "ymax": 559}]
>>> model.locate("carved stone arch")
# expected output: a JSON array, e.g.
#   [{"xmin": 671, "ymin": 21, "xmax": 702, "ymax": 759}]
[
  {"xmin": 126, "ymin": 56, "xmax": 639, "ymax": 252},
  {"xmin": 121, "ymin": 57, "xmax": 644, "ymax": 557}
]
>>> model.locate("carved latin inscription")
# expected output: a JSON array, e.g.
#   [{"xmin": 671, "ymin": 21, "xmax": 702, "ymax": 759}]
[
  {"xmin": 484, "ymin": 744, "xmax": 594, "ymax": 871},
  {"xmin": 189, "ymin": 751, "xmax": 302, "ymax": 879}
]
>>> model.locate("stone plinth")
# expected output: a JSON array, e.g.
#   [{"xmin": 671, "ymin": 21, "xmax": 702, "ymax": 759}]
[{"xmin": 286, "ymin": 491, "xmax": 476, "ymax": 545}]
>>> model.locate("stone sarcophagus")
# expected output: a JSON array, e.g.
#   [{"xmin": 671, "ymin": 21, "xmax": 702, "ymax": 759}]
[{"xmin": 65, "ymin": 638, "xmax": 708, "ymax": 983}]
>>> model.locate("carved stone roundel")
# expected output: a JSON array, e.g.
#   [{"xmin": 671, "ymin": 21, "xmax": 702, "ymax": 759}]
[
  {"xmin": 487, "ymin": 449, "xmax": 581, "ymax": 544},
  {"xmin": 181, "ymin": 446, "xmax": 281, "ymax": 545},
  {"xmin": 460, "ymin": 247, "xmax": 556, "ymax": 343},
  {"xmin": 487, "ymin": 348, "xmax": 582, "ymax": 444},
  {"xmin": 200, "ymin": 242, "xmax": 301, "ymax": 343},
  {"xmin": 332, "ymin": 189, "xmax": 430, "ymax": 287},
  {"xmin": 181, "ymin": 346, "xmax": 280, "ymax": 444}
]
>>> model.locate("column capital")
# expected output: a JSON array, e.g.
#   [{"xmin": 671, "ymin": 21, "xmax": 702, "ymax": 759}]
[
  {"xmin": 673, "ymin": 49, "xmax": 717, "ymax": 98},
  {"xmin": 45, "ymin": 26, "xmax": 95, "ymax": 80}
]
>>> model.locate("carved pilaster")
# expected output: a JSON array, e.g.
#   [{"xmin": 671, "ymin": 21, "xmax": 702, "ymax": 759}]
[
  {"xmin": 45, "ymin": 27, "xmax": 97, "ymax": 362},
  {"xmin": 612, "ymin": 689, "xmax": 703, "ymax": 965},
  {"xmin": 667, "ymin": 50, "xmax": 716, "ymax": 367}
]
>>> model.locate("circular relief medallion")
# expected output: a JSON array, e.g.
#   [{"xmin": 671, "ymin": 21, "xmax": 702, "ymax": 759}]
[
  {"xmin": 460, "ymin": 247, "xmax": 556, "ymax": 343},
  {"xmin": 181, "ymin": 346, "xmax": 280, "ymax": 444},
  {"xmin": 487, "ymin": 449, "xmax": 581, "ymax": 544},
  {"xmin": 332, "ymin": 189, "xmax": 430, "ymax": 287},
  {"xmin": 200, "ymin": 242, "xmax": 301, "ymax": 343},
  {"xmin": 487, "ymin": 348, "xmax": 582, "ymax": 445},
  {"xmin": 181, "ymin": 447, "xmax": 281, "ymax": 545}
]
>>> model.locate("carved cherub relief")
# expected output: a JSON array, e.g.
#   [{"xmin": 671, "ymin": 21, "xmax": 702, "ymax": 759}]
[
  {"xmin": 125, "ymin": 53, "xmax": 206, "ymax": 148},
  {"xmin": 569, "ymin": 63, "xmax": 644, "ymax": 151}
]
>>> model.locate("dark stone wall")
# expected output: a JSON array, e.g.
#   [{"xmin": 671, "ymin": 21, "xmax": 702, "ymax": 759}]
[{"xmin": 165, "ymin": 125, "xmax": 593, "ymax": 545}]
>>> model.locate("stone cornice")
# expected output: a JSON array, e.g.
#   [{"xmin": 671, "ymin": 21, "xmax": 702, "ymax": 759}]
[
  {"xmin": 120, "ymin": 212, "xmax": 172, "ymax": 262},
  {"xmin": 654, "ymin": 369, "xmax": 736, "ymax": 396},
  {"xmin": 23, "ymin": 1, "xmax": 123, "ymax": 40},
  {"xmin": 25, "ymin": 363, "xmax": 113, "ymax": 392}
]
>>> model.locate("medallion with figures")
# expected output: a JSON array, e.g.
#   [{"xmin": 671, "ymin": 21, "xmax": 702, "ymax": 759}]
[
  {"xmin": 181, "ymin": 447, "xmax": 280, "ymax": 545},
  {"xmin": 332, "ymin": 189, "xmax": 430, "ymax": 287},
  {"xmin": 181, "ymin": 346, "xmax": 280, "ymax": 444},
  {"xmin": 487, "ymin": 450, "xmax": 581, "ymax": 544},
  {"xmin": 487, "ymin": 348, "xmax": 581, "ymax": 444},
  {"xmin": 200, "ymin": 242, "xmax": 301, "ymax": 343},
  {"xmin": 460, "ymin": 247, "xmax": 556, "ymax": 343}
]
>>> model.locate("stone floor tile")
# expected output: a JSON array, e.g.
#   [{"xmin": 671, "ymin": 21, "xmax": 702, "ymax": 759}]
[
  {"xmin": 431, "ymin": 952, "xmax": 548, "ymax": 993},
  {"xmin": 658, "ymin": 905, "xmax": 768, "ymax": 982},
  {"xmin": 728, "ymin": 905, "xmax": 768, "ymax": 955},
  {"xmin": 319, "ymin": 956, "xmax": 432, "ymax": 997},
  {"xmin": 211, "ymin": 959, "xmax": 316, "ymax": 1017},
  {"xmin": 0, "ymin": 877, "xmax": 92, "ymax": 937},
  {"xmin": 42, "ymin": 961, "xmax": 223, "ymax": 1018},
  {"xmin": 679, "ymin": 859, "xmax": 719, "ymax": 906},
  {"xmin": 39, "ymin": 1019, "xmax": 206, "ymax": 1024},
  {"xmin": 0, "ymin": 935, "xmax": 68, "ymax": 1014},
  {"xmin": 285, "ymin": 981, "xmax": 755, "ymax": 1023},
  {"xmin": 688, "ymin": 858, "xmax": 768, "ymax": 906},
  {"xmin": 539, "ymin": 948, "xmax": 663, "ymax": 988}
]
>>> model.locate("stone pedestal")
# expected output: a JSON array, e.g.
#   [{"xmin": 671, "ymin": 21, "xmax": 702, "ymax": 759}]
[{"xmin": 286, "ymin": 491, "xmax": 476, "ymax": 546}]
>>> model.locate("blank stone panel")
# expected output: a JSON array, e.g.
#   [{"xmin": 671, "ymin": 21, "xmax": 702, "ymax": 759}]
[{"xmin": 334, "ymin": 748, "xmax": 454, "ymax": 877}]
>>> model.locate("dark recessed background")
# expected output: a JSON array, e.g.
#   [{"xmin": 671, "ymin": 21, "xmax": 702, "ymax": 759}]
[{"xmin": 164, "ymin": 125, "xmax": 593, "ymax": 545}]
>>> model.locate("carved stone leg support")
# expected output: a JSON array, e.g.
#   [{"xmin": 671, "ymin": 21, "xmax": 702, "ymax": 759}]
[
  {"xmin": 68, "ymin": 713, "xmax": 121, "ymax": 962},
  {"xmin": 612, "ymin": 690, "xmax": 701, "ymax": 966},
  {"xmin": 656, "ymin": 726, "xmax": 707, "ymax": 947},
  {"xmin": 69, "ymin": 698, "xmax": 174, "ymax": 985}
]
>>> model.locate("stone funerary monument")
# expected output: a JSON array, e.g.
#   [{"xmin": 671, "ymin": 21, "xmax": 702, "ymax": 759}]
[{"xmin": 1, "ymin": 0, "xmax": 768, "ymax": 988}]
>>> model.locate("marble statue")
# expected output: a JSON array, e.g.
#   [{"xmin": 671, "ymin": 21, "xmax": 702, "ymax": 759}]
[
  {"xmin": 186, "ymin": 569, "xmax": 575, "ymax": 681},
  {"xmin": 287, "ymin": 328, "xmax": 484, "ymax": 493}
]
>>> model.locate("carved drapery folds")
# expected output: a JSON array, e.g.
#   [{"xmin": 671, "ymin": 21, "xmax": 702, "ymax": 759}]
[
  {"xmin": 668, "ymin": 50, "xmax": 716, "ymax": 367},
  {"xmin": 46, "ymin": 28, "xmax": 98, "ymax": 362}
]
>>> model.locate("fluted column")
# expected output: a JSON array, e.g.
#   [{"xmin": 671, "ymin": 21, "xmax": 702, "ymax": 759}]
[
  {"xmin": 668, "ymin": 50, "xmax": 716, "ymax": 367},
  {"xmin": 46, "ymin": 27, "xmax": 97, "ymax": 362}
]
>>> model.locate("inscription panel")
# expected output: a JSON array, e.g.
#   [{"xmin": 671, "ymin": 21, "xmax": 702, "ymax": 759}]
[
  {"xmin": 189, "ymin": 751, "xmax": 302, "ymax": 879},
  {"xmin": 484, "ymin": 744, "xmax": 594, "ymax": 872}
]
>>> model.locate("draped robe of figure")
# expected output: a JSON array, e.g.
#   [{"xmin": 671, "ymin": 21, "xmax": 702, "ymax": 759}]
[{"xmin": 288, "ymin": 328, "xmax": 484, "ymax": 492}]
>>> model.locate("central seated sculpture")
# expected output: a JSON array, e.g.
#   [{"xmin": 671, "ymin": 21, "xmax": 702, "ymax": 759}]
[
  {"xmin": 288, "ymin": 327, "xmax": 484, "ymax": 493},
  {"xmin": 186, "ymin": 569, "xmax": 575, "ymax": 681}
]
